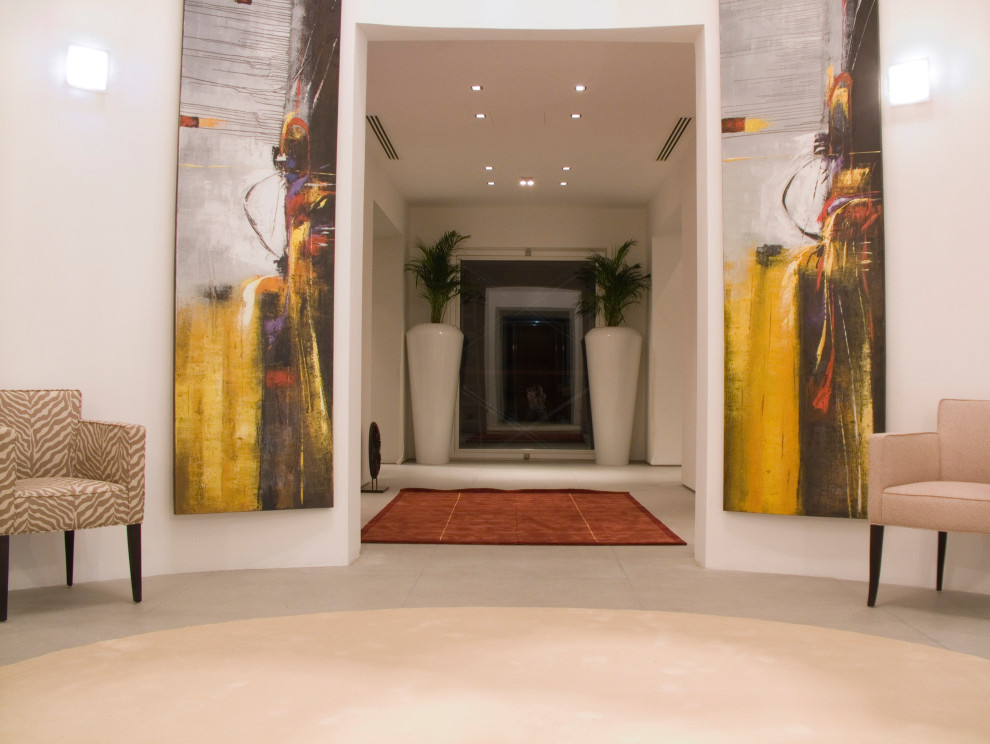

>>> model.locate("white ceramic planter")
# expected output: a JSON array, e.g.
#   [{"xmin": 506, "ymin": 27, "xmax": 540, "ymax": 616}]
[
  {"xmin": 406, "ymin": 323, "xmax": 464, "ymax": 465},
  {"xmin": 585, "ymin": 326, "xmax": 642, "ymax": 466}
]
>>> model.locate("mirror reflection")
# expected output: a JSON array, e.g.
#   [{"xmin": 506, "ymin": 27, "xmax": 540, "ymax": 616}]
[{"xmin": 458, "ymin": 259, "xmax": 595, "ymax": 451}]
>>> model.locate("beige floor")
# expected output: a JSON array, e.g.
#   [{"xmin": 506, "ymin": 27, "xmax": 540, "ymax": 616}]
[
  {"xmin": 3, "ymin": 462, "xmax": 990, "ymax": 666},
  {"xmin": 4, "ymin": 606, "xmax": 990, "ymax": 743},
  {"xmin": 3, "ymin": 463, "xmax": 990, "ymax": 741}
]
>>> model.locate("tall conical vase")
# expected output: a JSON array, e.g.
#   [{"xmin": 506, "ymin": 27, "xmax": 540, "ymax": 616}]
[
  {"xmin": 585, "ymin": 326, "xmax": 642, "ymax": 465},
  {"xmin": 406, "ymin": 323, "xmax": 463, "ymax": 465}
]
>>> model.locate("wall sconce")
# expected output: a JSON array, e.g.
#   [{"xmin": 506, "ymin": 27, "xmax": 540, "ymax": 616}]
[
  {"xmin": 887, "ymin": 59, "xmax": 930, "ymax": 106},
  {"xmin": 66, "ymin": 44, "xmax": 110, "ymax": 91}
]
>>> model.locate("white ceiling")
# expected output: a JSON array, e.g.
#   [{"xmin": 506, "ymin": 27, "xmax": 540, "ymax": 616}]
[{"xmin": 366, "ymin": 39, "xmax": 696, "ymax": 208}]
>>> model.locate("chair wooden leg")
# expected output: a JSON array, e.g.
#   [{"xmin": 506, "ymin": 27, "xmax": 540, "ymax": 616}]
[
  {"xmin": 64, "ymin": 530, "xmax": 75, "ymax": 587},
  {"xmin": 936, "ymin": 531, "xmax": 947, "ymax": 592},
  {"xmin": 1, "ymin": 534, "xmax": 8, "ymax": 622},
  {"xmin": 867, "ymin": 524, "xmax": 884, "ymax": 607},
  {"xmin": 126, "ymin": 524, "xmax": 142, "ymax": 603}
]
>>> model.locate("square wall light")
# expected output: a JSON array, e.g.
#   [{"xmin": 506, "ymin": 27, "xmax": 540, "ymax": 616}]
[
  {"xmin": 888, "ymin": 59, "xmax": 930, "ymax": 105},
  {"xmin": 66, "ymin": 44, "xmax": 109, "ymax": 91}
]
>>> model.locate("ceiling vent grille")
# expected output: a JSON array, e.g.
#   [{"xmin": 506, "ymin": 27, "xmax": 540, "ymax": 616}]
[
  {"xmin": 656, "ymin": 117, "xmax": 692, "ymax": 161},
  {"xmin": 367, "ymin": 115, "xmax": 399, "ymax": 160}
]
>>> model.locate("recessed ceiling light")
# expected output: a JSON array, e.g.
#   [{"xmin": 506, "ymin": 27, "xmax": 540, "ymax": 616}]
[
  {"xmin": 575, "ymin": 84, "xmax": 586, "ymax": 92},
  {"xmin": 562, "ymin": 166, "xmax": 570, "ymax": 171},
  {"xmin": 519, "ymin": 179, "xmax": 535, "ymax": 187},
  {"xmin": 560, "ymin": 181, "xmax": 568, "ymax": 186},
  {"xmin": 485, "ymin": 165, "xmax": 493, "ymax": 171},
  {"xmin": 472, "ymin": 85, "xmax": 483, "ymax": 91},
  {"xmin": 475, "ymin": 113, "xmax": 486, "ymax": 119},
  {"xmin": 488, "ymin": 181, "xmax": 495, "ymax": 186},
  {"xmin": 571, "ymin": 113, "xmax": 581, "ymax": 119}
]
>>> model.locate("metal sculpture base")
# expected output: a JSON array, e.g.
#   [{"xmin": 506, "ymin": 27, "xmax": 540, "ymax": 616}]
[{"xmin": 361, "ymin": 479, "xmax": 389, "ymax": 494}]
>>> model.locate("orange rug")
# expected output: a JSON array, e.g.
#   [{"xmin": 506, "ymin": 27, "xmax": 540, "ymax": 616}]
[{"xmin": 361, "ymin": 488, "xmax": 686, "ymax": 545}]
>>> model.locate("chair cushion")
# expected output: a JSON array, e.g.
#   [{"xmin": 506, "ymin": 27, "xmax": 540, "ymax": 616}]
[
  {"xmin": 0, "ymin": 390, "xmax": 81, "ymax": 479},
  {"xmin": 878, "ymin": 480, "xmax": 990, "ymax": 533},
  {"xmin": 8, "ymin": 477, "xmax": 128, "ymax": 534}
]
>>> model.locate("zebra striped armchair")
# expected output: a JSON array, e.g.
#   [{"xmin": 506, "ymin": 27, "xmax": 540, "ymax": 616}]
[{"xmin": 0, "ymin": 390, "xmax": 145, "ymax": 621}]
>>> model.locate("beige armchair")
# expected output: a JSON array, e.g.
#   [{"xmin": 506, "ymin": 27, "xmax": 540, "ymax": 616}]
[
  {"xmin": 867, "ymin": 399, "xmax": 990, "ymax": 606},
  {"xmin": 0, "ymin": 390, "xmax": 145, "ymax": 621}
]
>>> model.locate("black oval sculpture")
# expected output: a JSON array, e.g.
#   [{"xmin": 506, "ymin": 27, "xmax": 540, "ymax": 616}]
[{"xmin": 368, "ymin": 421, "xmax": 382, "ymax": 481}]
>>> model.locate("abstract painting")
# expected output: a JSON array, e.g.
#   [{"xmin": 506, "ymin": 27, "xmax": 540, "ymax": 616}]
[
  {"xmin": 721, "ymin": 0, "xmax": 885, "ymax": 518},
  {"xmin": 174, "ymin": 0, "xmax": 340, "ymax": 514}
]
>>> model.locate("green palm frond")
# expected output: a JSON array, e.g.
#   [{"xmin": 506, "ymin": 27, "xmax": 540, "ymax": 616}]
[
  {"xmin": 576, "ymin": 239, "xmax": 650, "ymax": 327},
  {"xmin": 404, "ymin": 229, "xmax": 471, "ymax": 324}
]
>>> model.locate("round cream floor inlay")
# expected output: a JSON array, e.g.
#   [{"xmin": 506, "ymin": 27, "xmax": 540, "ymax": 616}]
[{"xmin": 1, "ymin": 607, "xmax": 988, "ymax": 743}]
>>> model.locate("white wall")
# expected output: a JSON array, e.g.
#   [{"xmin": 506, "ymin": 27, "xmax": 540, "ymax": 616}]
[
  {"xmin": 368, "ymin": 232, "xmax": 406, "ymax": 465},
  {"xmin": 874, "ymin": 0, "xmax": 990, "ymax": 591},
  {"xmin": 1, "ymin": 0, "xmax": 357, "ymax": 591},
  {"xmin": 365, "ymin": 152, "xmax": 408, "ymax": 465},
  {"xmin": 699, "ymin": 0, "xmax": 990, "ymax": 594},
  {"xmin": 679, "ymin": 137, "xmax": 699, "ymax": 491},
  {"xmin": 648, "ymin": 221, "xmax": 683, "ymax": 465},
  {"xmin": 647, "ymin": 124, "xmax": 697, "ymax": 475},
  {"xmin": 5, "ymin": 0, "xmax": 986, "ymax": 598},
  {"xmin": 1, "ymin": 0, "xmax": 716, "ymax": 593}
]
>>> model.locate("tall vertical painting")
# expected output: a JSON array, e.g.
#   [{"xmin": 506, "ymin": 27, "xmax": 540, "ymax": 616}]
[
  {"xmin": 174, "ymin": 0, "xmax": 340, "ymax": 514},
  {"xmin": 721, "ymin": 0, "xmax": 885, "ymax": 518}
]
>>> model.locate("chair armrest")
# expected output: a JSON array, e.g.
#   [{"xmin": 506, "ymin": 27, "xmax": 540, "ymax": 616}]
[
  {"xmin": 868, "ymin": 431, "xmax": 940, "ymax": 523},
  {"xmin": 0, "ymin": 425, "xmax": 17, "ymax": 533},
  {"xmin": 72, "ymin": 419, "xmax": 146, "ymax": 524}
]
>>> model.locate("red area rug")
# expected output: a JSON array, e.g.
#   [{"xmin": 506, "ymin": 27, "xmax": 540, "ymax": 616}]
[{"xmin": 361, "ymin": 488, "xmax": 686, "ymax": 546}]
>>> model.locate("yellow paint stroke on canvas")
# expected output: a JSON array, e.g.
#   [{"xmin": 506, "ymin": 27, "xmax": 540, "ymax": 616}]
[
  {"xmin": 743, "ymin": 117, "xmax": 773, "ymax": 133},
  {"xmin": 724, "ymin": 247, "xmax": 805, "ymax": 515},
  {"xmin": 174, "ymin": 282, "xmax": 266, "ymax": 514}
]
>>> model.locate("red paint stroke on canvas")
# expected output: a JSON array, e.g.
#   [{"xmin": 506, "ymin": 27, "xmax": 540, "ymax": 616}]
[
  {"xmin": 722, "ymin": 117, "xmax": 746, "ymax": 133},
  {"xmin": 179, "ymin": 115, "xmax": 225, "ymax": 129},
  {"xmin": 721, "ymin": 117, "xmax": 772, "ymax": 134},
  {"xmin": 265, "ymin": 370, "xmax": 297, "ymax": 388}
]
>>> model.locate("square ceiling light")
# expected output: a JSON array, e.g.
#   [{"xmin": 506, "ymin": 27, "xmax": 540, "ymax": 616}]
[{"xmin": 66, "ymin": 44, "xmax": 109, "ymax": 91}]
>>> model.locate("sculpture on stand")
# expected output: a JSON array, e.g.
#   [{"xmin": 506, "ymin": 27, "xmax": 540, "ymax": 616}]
[{"xmin": 361, "ymin": 421, "xmax": 388, "ymax": 493}]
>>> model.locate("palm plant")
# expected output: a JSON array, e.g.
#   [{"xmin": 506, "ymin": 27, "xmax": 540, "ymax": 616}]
[
  {"xmin": 404, "ymin": 230, "xmax": 471, "ymax": 324},
  {"xmin": 576, "ymin": 239, "xmax": 651, "ymax": 327}
]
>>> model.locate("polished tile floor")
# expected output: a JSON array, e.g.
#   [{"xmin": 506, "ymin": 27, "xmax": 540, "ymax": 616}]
[{"xmin": 4, "ymin": 462, "xmax": 989, "ymax": 665}]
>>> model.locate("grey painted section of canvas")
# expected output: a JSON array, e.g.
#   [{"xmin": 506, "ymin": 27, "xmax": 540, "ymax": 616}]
[{"xmin": 175, "ymin": 0, "xmax": 294, "ymax": 303}]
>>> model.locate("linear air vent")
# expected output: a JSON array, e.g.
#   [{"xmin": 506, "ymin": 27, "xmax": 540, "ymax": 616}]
[
  {"xmin": 367, "ymin": 115, "xmax": 399, "ymax": 160},
  {"xmin": 656, "ymin": 117, "xmax": 692, "ymax": 161}
]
